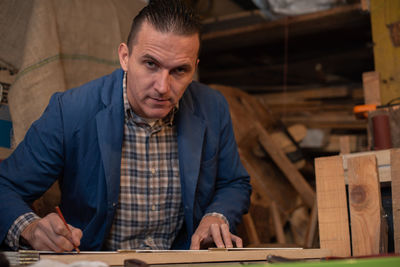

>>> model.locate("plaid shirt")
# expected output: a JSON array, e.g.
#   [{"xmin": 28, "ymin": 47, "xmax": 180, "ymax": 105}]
[
  {"xmin": 5, "ymin": 73, "xmax": 183, "ymax": 250},
  {"xmin": 104, "ymin": 72, "xmax": 183, "ymax": 250}
]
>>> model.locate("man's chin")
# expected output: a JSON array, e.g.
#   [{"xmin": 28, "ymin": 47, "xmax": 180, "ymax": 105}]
[{"xmin": 144, "ymin": 109, "xmax": 171, "ymax": 120}]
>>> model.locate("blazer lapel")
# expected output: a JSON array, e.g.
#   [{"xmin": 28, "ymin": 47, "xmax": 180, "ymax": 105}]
[
  {"xmin": 96, "ymin": 104, "xmax": 124, "ymax": 207},
  {"xmin": 176, "ymin": 93, "xmax": 206, "ymax": 235}
]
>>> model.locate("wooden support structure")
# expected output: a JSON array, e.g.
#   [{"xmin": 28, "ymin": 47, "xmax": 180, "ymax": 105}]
[
  {"xmin": 391, "ymin": 149, "xmax": 400, "ymax": 253},
  {"xmin": 315, "ymin": 149, "xmax": 399, "ymax": 257},
  {"xmin": 370, "ymin": 0, "xmax": 400, "ymax": 104}
]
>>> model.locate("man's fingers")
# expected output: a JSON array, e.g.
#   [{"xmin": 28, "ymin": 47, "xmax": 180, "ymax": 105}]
[
  {"xmin": 220, "ymin": 224, "xmax": 233, "ymax": 248},
  {"xmin": 210, "ymin": 224, "xmax": 224, "ymax": 248},
  {"xmin": 190, "ymin": 234, "xmax": 201, "ymax": 250},
  {"xmin": 231, "ymin": 233, "xmax": 243, "ymax": 248},
  {"xmin": 70, "ymin": 226, "xmax": 83, "ymax": 247}
]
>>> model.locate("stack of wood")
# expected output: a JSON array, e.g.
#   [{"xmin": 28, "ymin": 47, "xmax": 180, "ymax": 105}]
[
  {"xmin": 211, "ymin": 84, "xmax": 318, "ymax": 248},
  {"xmin": 256, "ymin": 84, "xmax": 369, "ymax": 154}
]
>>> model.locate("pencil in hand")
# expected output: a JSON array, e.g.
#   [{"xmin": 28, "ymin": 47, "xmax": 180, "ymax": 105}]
[{"xmin": 55, "ymin": 206, "xmax": 81, "ymax": 253}]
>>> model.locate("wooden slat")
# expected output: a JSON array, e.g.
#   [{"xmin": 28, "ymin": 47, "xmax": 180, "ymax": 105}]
[
  {"xmin": 391, "ymin": 149, "xmax": 400, "ymax": 253},
  {"xmin": 315, "ymin": 155, "xmax": 351, "ymax": 257},
  {"xmin": 347, "ymin": 155, "xmax": 383, "ymax": 256},
  {"xmin": 270, "ymin": 201, "xmax": 286, "ymax": 244},
  {"xmin": 255, "ymin": 122, "xmax": 315, "ymax": 208},
  {"xmin": 242, "ymin": 213, "xmax": 261, "ymax": 245},
  {"xmin": 362, "ymin": 71, "xmax": 381, "ymax": 105},
  {"xmin": 304, "ymin": 200, "xmax": 318, "ymax": 248},
  {"xmin": 40, "ymin": 249, "xmax": 332, "ymax": 265},
  {"xmin": 339, "ymin": 135, "xmax": 351, "ymax": 154}
]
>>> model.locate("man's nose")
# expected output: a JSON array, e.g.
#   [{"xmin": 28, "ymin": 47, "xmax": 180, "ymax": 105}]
[{"xmin": 155, "ymin": 70, "xmax": 170, "ymax": 94}]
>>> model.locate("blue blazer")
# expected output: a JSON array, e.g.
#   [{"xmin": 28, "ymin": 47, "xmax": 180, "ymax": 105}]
[{"xmin": 0, "ymin": 69, "xmax": 251, "ymax": 250}]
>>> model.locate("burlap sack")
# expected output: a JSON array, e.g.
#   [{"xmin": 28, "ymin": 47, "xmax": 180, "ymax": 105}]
[
  {"xmin": 6, "ymin": 0, "xmax": 146, "ymax": 145},
  {"xmin": 1, "ymin": 0, "xmax": 146, "ymax": 216}
]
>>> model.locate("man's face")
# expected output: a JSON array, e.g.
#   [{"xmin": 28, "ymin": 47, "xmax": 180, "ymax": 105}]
[{"xmin": 118, "ymin": 21, "xmax": 200, "ymax": 119}]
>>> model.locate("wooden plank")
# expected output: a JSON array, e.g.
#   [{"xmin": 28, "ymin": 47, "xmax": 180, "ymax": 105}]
[
  {"xmin": 342, "ymin": 149, "xmax": 392, "ymax": 183},
  {"xmin": 315, "ymin": 155, "xmax": 351, "ymax": 257},
  {"xmin": 347, "ymin": 155, "xmax": 383, "ymax": 256},
  {"xmin": 362, "ymin": 71, "xmax": 381, "ymax": 105},
  {"xmin": 304, "ymin": 200, "xmax": 318, "ymax": 248},
  {"xmin": 370, "ymin": 0, "xmax": 400, "ymax": 104},
  {"xmin": 270, "ymin": 201, "xmax": 286, "ymax": 244},
  {"xmin": 202, "ymin": 4, "xmax": 364, "ymax": 51},
  {"xmin": 255, "ymin": 122, "xmax": 315, "ymax": 208},
  {"xmin": 242, "ymin": 213, "xmax": 261, "ymax": 245},
  {"xmin": 339, "ymin": 136, "xmax": 351, "ymax": 154},
  {"xmin": 391, "ymin": 149, "xmax": 400, "ymax": 253},
  {"xmin": 39, "ymin": 249, "xmax": 332, "ymax": 265}
]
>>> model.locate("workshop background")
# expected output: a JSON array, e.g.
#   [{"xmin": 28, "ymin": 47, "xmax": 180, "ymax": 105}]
[{"xmin": 1, "ymin": 0, "xmax": 400, "ymax": 251}]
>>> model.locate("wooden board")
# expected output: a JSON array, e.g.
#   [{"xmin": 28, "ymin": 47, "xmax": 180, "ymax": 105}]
[
  {"xmin": 39, "ymin": 249, "xmax": 332, "ymax": 266},
  {"xmin": 391, "ymin": 149, "xmax": 400, "ymax": 253},
  {"xmin": 347, "ymin": 155, "xmax": 382, "ymax": 256},
  {"xmin": 315, "ymin": 156, "xmax": 351, "ymax": 257},
  {"xmin": 362, "ymin": 71, "xmax": 381, "ymax": 105}
]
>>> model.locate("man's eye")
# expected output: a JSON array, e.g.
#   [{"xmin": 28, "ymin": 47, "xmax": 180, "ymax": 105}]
[
  {"xmin": 174, "ymin": 68, "xmax": 186, "ymax": 74},
  {"xmin": 145, "ymin": 61, "xmax": 156, "ymax": 68}
]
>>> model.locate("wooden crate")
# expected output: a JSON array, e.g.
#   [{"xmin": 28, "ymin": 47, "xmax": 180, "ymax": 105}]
[{"xmin": 315, "ymin": 148, "xmax": 400, "ymax": 257}]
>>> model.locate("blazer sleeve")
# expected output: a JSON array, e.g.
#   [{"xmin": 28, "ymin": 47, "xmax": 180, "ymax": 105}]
[{"xmin": 0, "ymin": 93, "xmax": 65, "ymax": 243}]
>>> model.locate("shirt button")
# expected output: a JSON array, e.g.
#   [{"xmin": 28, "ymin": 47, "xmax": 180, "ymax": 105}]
[
  {"xmin": 151, "ymin": 168, "xmax": 156, "ymax": 175},
  {"xmin": 151, "ymin": 205, "xmax": 156, "ymax": 211}
]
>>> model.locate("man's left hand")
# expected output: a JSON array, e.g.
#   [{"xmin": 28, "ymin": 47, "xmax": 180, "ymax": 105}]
[{"xmin": 190, "ymin": 215, "xmax": 243, "ymax": 250}]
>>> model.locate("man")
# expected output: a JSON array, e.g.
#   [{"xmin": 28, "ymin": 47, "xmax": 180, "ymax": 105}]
[{"xmin": 0, "ymin": 0, "xmax": 251, "ymax": 251}]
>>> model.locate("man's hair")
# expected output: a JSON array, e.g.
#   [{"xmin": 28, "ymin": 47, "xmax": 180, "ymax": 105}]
[{"xmin": 127, "ymin": 0, "xmax": 202, "ymax": 52}]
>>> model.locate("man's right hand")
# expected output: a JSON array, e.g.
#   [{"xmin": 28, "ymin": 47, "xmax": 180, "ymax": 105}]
[{"xmin": 21, "ymin": 212, "xmax": 82, "ymax": 252}]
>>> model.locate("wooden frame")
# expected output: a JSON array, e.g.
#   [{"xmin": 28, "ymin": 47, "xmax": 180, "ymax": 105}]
[{"xmin": 315, "ymin": 148, "xmax": 400, "ymax": 257}]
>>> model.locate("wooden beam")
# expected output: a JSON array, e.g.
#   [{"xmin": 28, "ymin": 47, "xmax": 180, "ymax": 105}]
[
  {"xmin": 304, "ymin": 200, "xmax": 318, "ymax": 248},
  {"xmin": 270, "ymin": 201, "xmax": 286, "ymax": 244},
  {"xmin": 362, "ymin": 71, "xmax": 381, "ymax": 105},
  {"xmin": 255, "ymin": 122, "xmax": 315, "ymax": 208},
  {"xmin": 370, "ymin": 0, "xmax": 400, "ymax": 104},
  {"xmin": 339, "ymin": 135, "xmax": 352, "ymax": 154},
  {"xmin": 315, "ymin": 155, "xmax": 351, "ymax": 257},
  {"xmin": 242, "ymin": 213, "xmax": 261, "ymax": 245},
  {"xmin": 391, "ymin": 149, "xmax": 400, "ymax": 253},
  {"xmin": 347, "ymin": 155, "xmax": 384, "ymax": 256}
]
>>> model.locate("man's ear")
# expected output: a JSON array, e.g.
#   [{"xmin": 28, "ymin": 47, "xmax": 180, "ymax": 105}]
[{"xmin": 118, "ymin": 43, "xmax": 130, "ymax": 71}]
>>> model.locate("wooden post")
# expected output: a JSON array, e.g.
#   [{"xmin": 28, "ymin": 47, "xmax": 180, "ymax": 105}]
[
  {"xmin": 347, "ymin": 155, "xmax": 383, "ymax": 256},
  {"xmin": 391, "ymin": 149, "xmax": 400, "ymax": 253},
  {"xmin": 270, "ymin": 201, "xmax": 286, "ymax": 244},
  {"xmin": 242, "ymin": 213, "xmax": 261, "ymax": 245},
  {"xmin": 370, "ymin": 0, "xmax": 400, "ymax": 104},
  {"xmin": 339, "ymin": 135, "xmax": 351, "ymax": 154},
  {"xmin": 315, "ymin": 156, "xmax": 351, "ymax": 257},
  {"xmin": 362, "ymin": 71, "xmax": 381, "ymax": 105},
  {"xmin": 304, "ymin": 200, "xmax": 318, "ymax": 248}
]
